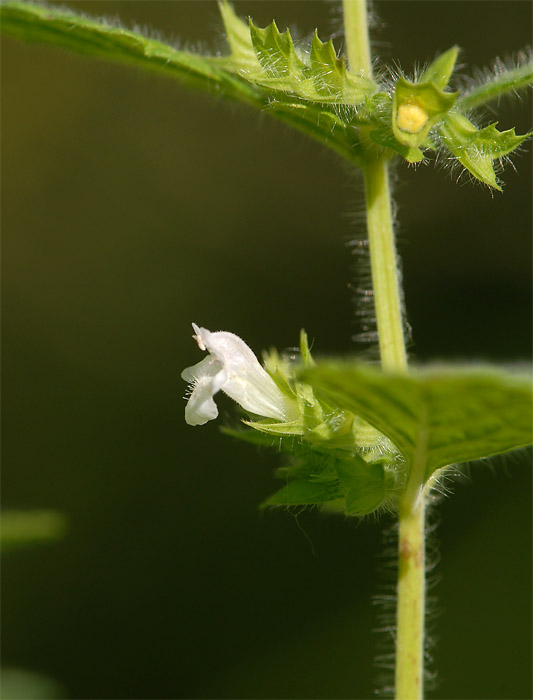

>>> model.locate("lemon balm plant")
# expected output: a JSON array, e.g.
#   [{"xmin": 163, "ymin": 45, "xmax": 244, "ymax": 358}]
[{"xmin": 2, "ymin": 1, "xmax": 531, "ymax": 697}]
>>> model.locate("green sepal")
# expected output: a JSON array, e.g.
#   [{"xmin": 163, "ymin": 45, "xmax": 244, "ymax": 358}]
[
  {"xmin": 370, "ymin": 129, "xmax": 425, "ymax": 163},
  {"xmin": 309, "ymin": 32, "xmax": 371, "ymax": 103},
  {"xmin": 392, "ymin": 77, "xmax": 457, "ymax": 147},
  {"xmin": 420, "ymin": 46, "xmax": 459, "ymax": 89},
  {"xmin": 299, "ymin": 329, "xmax": 315, "ymax": 367},
  {"xmin": 249, "ymin": 19, "xmax": 307, "ymax": 79},
  {"xmin": 246, "ymin": 19, "xmax": 376, "ymax": 104},
  {"xmin": 301, "ymin": 362, "xmax": 533, "ymax": 483},
  {"xmin": 334, "ymin": 455, "xmax": 387, "ymax": 515},
  {"xmin": 244, "ymin": 418, "xmax": 305, "ymax": 436},
  {"xmin": 262, "ymin": 475, "xmax": 343, "ymax": 507},
  {"xmin": 263, "ymin": 447, "xmax": 396, "ymax": 514},
  {"xmin": 439, "ymin": 112, "xmax": 530, "ymax": 189},
  {"xmin": 221, "ymin": 425, "xmax": 282, "ymax": 447},
  {"xmin": 310, "ymin": 32, "xmax": 344, "ymax": 95},
  {"xmin": 218, "ymin": 0, "xmax": 260, "ymax": 72}
]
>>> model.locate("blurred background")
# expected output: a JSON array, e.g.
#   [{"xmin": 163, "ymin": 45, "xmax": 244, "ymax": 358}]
[{"xmin": 2, "ymin": 1, "xmax": 531, "ymax": 698}]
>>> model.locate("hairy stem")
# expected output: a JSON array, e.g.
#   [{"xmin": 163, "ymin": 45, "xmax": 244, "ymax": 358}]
[
  {"xmin": 342, "ymin": 0, "xmax": 427, "ymax": 690},
  {"xmin": 457, "ymin": 61, "xmax": 533, "ymax": 110},
  {"xmin": 396, "ymin": 495, "xmax": 426, "ymax": 700},
  {"xmin": 344, "ymin": 4, "xmax": 425, "ymax": 697},
  {"xmin": 363, "ymin": 157, "xmax": 425, "ymax": 699},
  {"xmin": 363, "ymin": 159, "xmax": 408, "ymax": 372},
  {"xmin": 342, "ymin": 0, "xmax": 373, "ymax": 77}
]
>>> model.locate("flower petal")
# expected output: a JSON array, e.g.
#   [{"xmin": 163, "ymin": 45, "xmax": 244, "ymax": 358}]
[
  {"xmin": 191, "ymin": 325, "xmax": 298, "ymax": 421},
  {"xmin": 182, "ymin": 356, "xmax": 227, "ymax": 426}
]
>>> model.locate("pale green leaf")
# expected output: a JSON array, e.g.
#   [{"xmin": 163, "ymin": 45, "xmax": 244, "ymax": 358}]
[{"xmin": 302, "ymin": 363, "xmax": 533, "ymax": 482}]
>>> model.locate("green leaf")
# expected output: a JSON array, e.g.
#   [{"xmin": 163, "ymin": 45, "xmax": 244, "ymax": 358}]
[
  {"xmin": 420, "ymin": 46, "xmax": 459, "ymax": 89},
  {"xmin": 439, "ymin": 112, "xmax": 530, "ymax": 189},
  {"xmin": 0, "ymin": 1, "xmax": 262, "ymax": 105},
  {"xmin": 392, "ymin": 77, "xmax": 457, "ymax": 147},
  {"xmin": 301, "ymin": 363, "xmax": 533, "ymax": 482},
  {"xmin": 262, "ymin": 476, "xmax": 343, "ymax": 507},
  {"xmin": 0, "ymin": 2, "xmax": 370, "ymax": 167}
]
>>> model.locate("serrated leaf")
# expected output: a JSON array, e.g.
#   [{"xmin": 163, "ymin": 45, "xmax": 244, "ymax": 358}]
[
  {"xmin": 439, "ymin": 112, "xmax": 530, "ymax": 189},
  {"xmin": 392, "ymin": 77, "xmax": 457, "ymax": 147},
  {"xmin": 420, "ymin": 46, "xmax": 459, "ymax": 89},
  {"xmin": 301, "ymin": 363, "xmax": 533, "ymax": 482}
]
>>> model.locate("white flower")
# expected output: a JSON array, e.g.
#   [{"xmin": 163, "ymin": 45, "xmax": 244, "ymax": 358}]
[{"xmin": 181, "ymin": 323, "xmax": 298, "ymax": 426}]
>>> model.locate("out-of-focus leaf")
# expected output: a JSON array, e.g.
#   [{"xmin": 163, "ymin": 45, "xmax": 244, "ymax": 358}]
[
  {"xmin": 1, "ymin": 668, "xmax": 65, "ymax": 700},
  {"xmin": 1, "ymin": 510, "xmax": 68, "ymax": 551},
  {"xmin": 302, "ymin": 362, "xmax": 533, "ymax": 482}
]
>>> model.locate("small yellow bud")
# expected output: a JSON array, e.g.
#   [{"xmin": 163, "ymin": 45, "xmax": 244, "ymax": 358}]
[{"xmin": 396, "ymin": 102, "xmax": 428, "ymax": 134}]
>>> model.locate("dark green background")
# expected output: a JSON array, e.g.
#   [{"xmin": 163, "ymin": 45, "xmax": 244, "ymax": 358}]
[{"xmin": 2, "ymin": 2, "xmax": 531, "ymax": 698}]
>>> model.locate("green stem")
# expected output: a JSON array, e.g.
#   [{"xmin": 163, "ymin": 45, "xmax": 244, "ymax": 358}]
[
  {"xmin": 363, "ymin": 157, "xmax": 425, "ymax": 699},
  {"xmin": 396, "ymin": 494, "xmax": 426, "ymax": 700},
  {"xmin": 343, "ymin": 4, "xmax": 425, "ymax": 698},
  {"xmin": 457, "ymin": 61, "xmax": 533, "ymax": 110},
  {"xmin": 342, "ymin": 0, "xmax": 373, "ymax": 77},
  {"xmin": 363, "ymin": 159, "xmax": 408, "ymax": 372}
]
